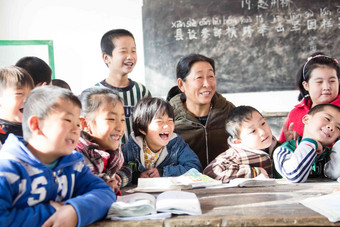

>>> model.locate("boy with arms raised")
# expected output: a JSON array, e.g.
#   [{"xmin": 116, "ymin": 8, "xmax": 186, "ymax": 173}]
[
  {"xmin": 0, "ymin": 86, "xmax": 115, "ymax": 226},
  {"xmin": 97, "ymin": 29, "xmax": 151, "ymax": 143},
  {"xmin": 0, "ymin": 66, "xmax": 34, "ymax": 146},
  {"xmin": 274, "ymin": 104, "xmax": 340, "ymax": 183},
  {"xmin": 204, "ymin": 106, "xmax": 279, "ymax": 182}
]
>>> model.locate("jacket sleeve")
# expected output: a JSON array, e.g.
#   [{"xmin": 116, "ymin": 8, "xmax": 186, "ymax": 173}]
[
  {"xmin": 162, "ymin": 137, "xmax": 203, "ymax": 176},
  {"xmin": 64, "ymin": 162, "xmax": 116, "ymax": 227},
  {"xmin": 273, "ymin": 139, "xmax": 317, "ymax": 183},
  {"xmin": 116, "ymin": 163, "xmax": 133, "ymax": 187},
  {"xmin": 203, "ymin": 149, "xmax": 260, "ymax": 183},
  {"xmin": 324, "ymin": 139, "xmax": 340, "ymax": 180},
  {"xmin": 0, "ymin": 168, "xmax": 55, "ymax": 227}
]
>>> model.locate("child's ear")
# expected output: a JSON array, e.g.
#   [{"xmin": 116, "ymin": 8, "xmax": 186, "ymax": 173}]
[
  {"xmin": 302, "ymin": 114, "xmax": 311, "ymax": 125},
  {"xmin": 102, "ymin": 53, "xmax": 110, "ymax": 65},
  {"xmin": 302, "ymin": 81, "xmax": 309, "ymax": 92},
  {"xmin": 177, "ymin": 78, "xmax": 185, "ymax": 93},
  {"xmin": 80, "ymin": 117, "xmax": 90, "ymax": 133},
  {"xmin": 139, "ymin": 129, "xmax": 146, "ymax": 136},
  {"xmin": 28, "ymin": 116, "xmax": 44, "ymax": 135},
  {"xmin": 232, "ymin": 138, "xmax": 242, "ymax": 144}
]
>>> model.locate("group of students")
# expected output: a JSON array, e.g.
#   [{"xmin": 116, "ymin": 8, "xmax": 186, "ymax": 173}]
[{"xmin": 0, "ymin": 28, "xmax": 340, "ymax": 226}]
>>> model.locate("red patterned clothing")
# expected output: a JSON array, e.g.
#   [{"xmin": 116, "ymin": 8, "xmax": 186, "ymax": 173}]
[{"xmin": 76, "ymin": 131, "xmax": 124, "ymax": 182}]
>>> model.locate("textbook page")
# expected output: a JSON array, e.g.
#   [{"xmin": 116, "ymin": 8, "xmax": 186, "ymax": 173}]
[
  {"xmin": 131, "ymin": 177, "xmax": 186, "ymax": 192},
  {"xmin": 107, "ymin": 193, "xmax": 156, "ymax": 217},
  {"xmin": 106, "ymin": 191, "xmax": 202, "ymax": 220},
  {"xmin": 156, "ymin": 191, "xmax": 202, "ymax": 215},
  {"xmin": 300, "ymin": 190, "xmax": 340, "ymax": 222},
  {"xmin": 208, "ymin": 174, "xmax": 277, "ymax": 188},
  {"xmin": 173, "ymin": 168, "xmax": 222, "ymax": 188}
]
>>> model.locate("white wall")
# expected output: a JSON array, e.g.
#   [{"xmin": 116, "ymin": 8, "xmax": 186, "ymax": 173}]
[
  {"xmin": 0, "ymin": 0, "xmax": 145, "ymax": 95},
  {"xmin": 0, "ymin": 0, "xmax": 299, "ymax": 113}
]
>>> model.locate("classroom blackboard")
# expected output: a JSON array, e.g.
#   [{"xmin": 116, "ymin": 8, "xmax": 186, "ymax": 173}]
[{"xmin": 142, "ymin": 0, "xmax": 340, "ymax": 97}]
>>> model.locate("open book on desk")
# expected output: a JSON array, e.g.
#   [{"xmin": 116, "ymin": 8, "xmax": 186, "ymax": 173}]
[
  {"xmin": 106, "ymin": 191, "xmax": 202, "ymax": 221},
  {"xmin": 130, "ymin": 168, "xmax": 222, "ymax": 192}
]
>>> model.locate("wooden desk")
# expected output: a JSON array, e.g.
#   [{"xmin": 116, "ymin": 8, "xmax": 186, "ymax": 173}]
[{"xmin": 90, "ymin": 179, "xmax": 340, "ymax": 226}]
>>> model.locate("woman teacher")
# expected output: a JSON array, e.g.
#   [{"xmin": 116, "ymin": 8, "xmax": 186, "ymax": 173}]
[{"xmin": 169, "ymin": 54, "xmax": 235, "ymax": 168}]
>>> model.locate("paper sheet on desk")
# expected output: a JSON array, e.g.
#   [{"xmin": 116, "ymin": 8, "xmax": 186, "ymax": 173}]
[
  {"xmin": 207, "ymin": 174, "xmax": 277, "ymax": 188},
  {"xmin": 300, "ymin": 190, "xmax": 340, "ymax": 222}
]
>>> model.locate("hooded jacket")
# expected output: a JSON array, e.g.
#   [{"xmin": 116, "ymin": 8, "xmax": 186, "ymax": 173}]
[
  {"xmin": 122, "ymin": 132, "xmax": 202, "ymax": 184},
  {"xmin": 169, "ymin": 92, "xmax": 235, "ymax": 168},
  {"xmin": 0, "ymin": 134, "xmax": 115, "ymax": 227}
]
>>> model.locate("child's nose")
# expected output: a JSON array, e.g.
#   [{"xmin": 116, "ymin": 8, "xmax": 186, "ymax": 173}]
[{"xmin": 328, "ymin": 125, "xmax": 334, "ymax": 132}]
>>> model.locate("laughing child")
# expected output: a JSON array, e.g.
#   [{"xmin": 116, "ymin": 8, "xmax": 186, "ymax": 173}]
[{"xmin": 122, "ymin": 97, "xmax": 202, "ymax": 184}]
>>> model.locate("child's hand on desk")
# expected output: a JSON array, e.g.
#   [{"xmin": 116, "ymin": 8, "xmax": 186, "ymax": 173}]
[
  {"xmin": 42, "ymin": 201, "xmax": 78, "ymax": 227},
  {"xmin": 140, "ymin": 168, "xmax": 160, "ymax": 178},
  {"xmin": 259, "ymin": 168, "xmax": 269, "ymax": 178},
  {"xmin": 107, "ymin": 175, "xmax": 121, "ymax": 193}
]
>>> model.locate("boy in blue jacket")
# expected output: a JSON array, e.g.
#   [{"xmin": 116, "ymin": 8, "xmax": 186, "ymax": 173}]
[
  {"xmin": 122, "ymin": 97, "xmax": 202, "ymax": 184},
  {"xmin": 0, "ymin": 86, "xmax": 115, "ymax": 227}
]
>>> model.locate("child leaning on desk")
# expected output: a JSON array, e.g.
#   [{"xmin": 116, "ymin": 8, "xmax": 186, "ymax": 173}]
[
  {"xmin": 0, "ymin": 86, "xmax": 115, "ymax": 227},
  {"xmin": 274, "ymin": 103, "xmax": 340, "ymax": 183},
  {"xmin": 203, "ymin": 105, "xmax": 280, "ymax": 183},
  {"xmin": 76, "ymin": 87, "xmax": 132, "ymax": 194},
  {"xmin": 122, "ymin": 97, "xmax": 202, "ymax": 184}
]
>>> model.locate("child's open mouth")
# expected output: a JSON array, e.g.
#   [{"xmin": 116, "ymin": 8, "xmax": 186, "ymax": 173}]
[
  {"xmin": 159, "ymin": 132, "xmax": 169, "ymax": 140},
  {"xmin": 19, "ymin": 108, "xmax": 24, "ymax": 113}
]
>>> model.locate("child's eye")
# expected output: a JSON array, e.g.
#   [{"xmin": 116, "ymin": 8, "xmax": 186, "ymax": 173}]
[
  {"xmin": 261, "ymin": 122, "xmax": 266, "ymax": 126},
  {"xmin": 250, "ymin": 129, "xmax": 256, "ymax": 134},
  {"xmin": 64, "ymin": 119, "xmax": 71, "ymax": 123},
  {"xmin": 325, "ymin": 117, "xmax": 330, "ymax": 121},
  {"xmin": 108, "ymin": 118, "xmax": 115, "ymax": 121}
]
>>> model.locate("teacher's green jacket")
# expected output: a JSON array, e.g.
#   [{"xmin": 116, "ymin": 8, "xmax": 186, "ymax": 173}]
[{"xmin": 169, "ymin": 92, "xmax": 235, "ymax": 169}]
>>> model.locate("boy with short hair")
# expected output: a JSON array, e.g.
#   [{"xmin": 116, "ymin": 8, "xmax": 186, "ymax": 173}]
[
  {"xmin": 0, "ymin": 66, "xmax": 34, "ymax": 145},
  {"xmin": 0, "ymin": 86, "xmax": 115, "ymax": 226},
  {"xmin": 274, "ymin": 104, "xmax": 340, "ymax": 183},
  {"xmin": 15, "ymin": 56, "xmax": 52, "ymax": 87},
  {"xmin": 203, "ymin": 106, "xmax": 278, "ymax": 183},
  {"xmin": 96, "ymin": 29, "xmax": 151, "ymax": 143}
]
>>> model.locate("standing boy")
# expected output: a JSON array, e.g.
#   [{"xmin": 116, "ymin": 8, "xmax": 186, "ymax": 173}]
[
  {"xmin": 96, "ymin": 29, "xmax": 151, "ymax": 143},
  {"xmin": 0, "ymin": 86, "xmax": 115, "ymax": 226},
  {"xmin": 203, "ymin": 106, "xmax": 278, "ymax": 182},
  {"xmin": 274, "ymin": 104, "xmax": 340, "ymax": 183},
  {"xmin": 0, "ymin": 66, "xmax": 34, "ymax": 146}
]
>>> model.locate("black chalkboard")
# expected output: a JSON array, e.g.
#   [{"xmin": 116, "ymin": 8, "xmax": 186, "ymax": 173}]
[{"xmin": 142, "ymin": 0, "xmax": 340, "ymax": 97}]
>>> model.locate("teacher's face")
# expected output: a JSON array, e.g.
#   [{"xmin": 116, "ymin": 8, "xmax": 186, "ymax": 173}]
[{"xmin": 178, "ymin": 61, "xmax": 216, "ymax": 107}]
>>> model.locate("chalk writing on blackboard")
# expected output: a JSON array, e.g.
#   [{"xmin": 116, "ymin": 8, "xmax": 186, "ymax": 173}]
[{"xmin": 142, "ymin": 0, "xmax": 340, "ymax": 96}]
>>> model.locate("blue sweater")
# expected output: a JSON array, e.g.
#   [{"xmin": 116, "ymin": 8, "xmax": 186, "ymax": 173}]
[
  {"xmin": 122, "ymin": 133, "xmax": 202, "ymax": 182},
  {"xmin": 0, "ymin": 134, "xmax": 116, "ymax": 227}
]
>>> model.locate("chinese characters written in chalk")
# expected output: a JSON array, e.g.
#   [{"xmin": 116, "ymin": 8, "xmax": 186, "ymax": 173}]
[{"xmin": 172, "ymin": 0, "xmax": 340, "ymax": 47}]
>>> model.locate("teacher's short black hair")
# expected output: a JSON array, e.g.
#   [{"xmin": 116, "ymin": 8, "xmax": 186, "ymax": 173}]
[{"xmin": 176, "ymin": 53, "xmax": 215, "ymax": 81}]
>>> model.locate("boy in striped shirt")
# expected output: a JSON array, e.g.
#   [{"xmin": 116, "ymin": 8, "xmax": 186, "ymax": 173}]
[
  {"xmin": 96, "ymin": 29, "xmax": 151, "ymax": 144},
  {"xmin": 274, "ymin": 104, "xmax": 340, "ymax": 183}
]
